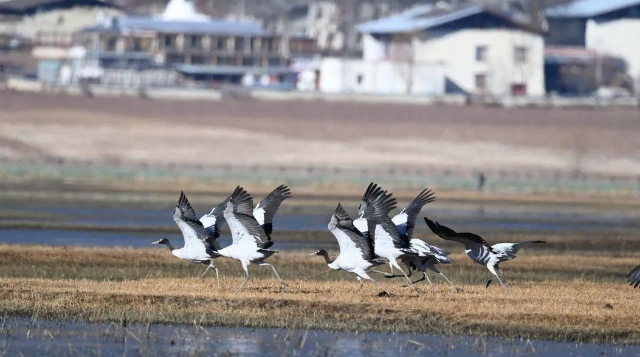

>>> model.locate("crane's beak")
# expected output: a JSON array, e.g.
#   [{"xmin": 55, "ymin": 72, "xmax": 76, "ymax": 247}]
[
  {"xmin": 308, "ymin": 252, "xmax": 318, "ymax": 256},
  {"xmin": 151, "ymin": 240, "xmax": 162, "ymax": 245}
]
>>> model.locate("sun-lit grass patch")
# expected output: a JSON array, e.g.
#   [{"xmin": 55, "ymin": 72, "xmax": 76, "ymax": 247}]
[{"xmin": 0, "ymin": 245, "xmax": 639, "ymax": 343}]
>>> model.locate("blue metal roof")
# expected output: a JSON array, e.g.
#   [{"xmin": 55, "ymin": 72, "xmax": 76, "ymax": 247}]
[
  {"xmin": 83, "ymin": 16, "xmax": 266, "ymax": 36},
  {"xmin": 357, "ymin": 4, "xmax": 484, "ymax": 34},
  {"xmin": 545, "ymin": 0, "xmax": 640, "ymax": 18}
]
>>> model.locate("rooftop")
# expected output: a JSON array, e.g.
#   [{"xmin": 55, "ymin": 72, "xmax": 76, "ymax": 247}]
[
  {"xmin": 81, "ymin": 16, "xmax": 267, "ymax": 36},
  {"xmin": 0, "ymin": 0, "xmax": 118, "ymax": 15},
  {"xmin": 545, "ymin": 0, "xmax": 640, "ymax": 18},
  {"xmin": 356, "ymin": 3, "xmax": 539, "ymax": 35}
]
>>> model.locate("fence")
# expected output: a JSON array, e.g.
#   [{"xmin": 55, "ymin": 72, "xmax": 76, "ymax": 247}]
[{"xmin": 1, "ymin": 158, "xmax": 639, "ymax": 195}]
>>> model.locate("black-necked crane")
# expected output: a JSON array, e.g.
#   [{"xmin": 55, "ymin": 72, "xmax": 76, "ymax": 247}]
[
  {"xmin": 627, "ymin": 265, "xmax": 640, "ymax": 288},
  {"xmin": 218, "ymin": 186, "xmax": 286, "ymax": 293},
  {"xmin": 199, "ymin": 184, "xmax": 291, "ymax": 242},
  {"xmin": 152, "ymin": 191, "xmax": 221, "ymax": 286},
  {"xmin": 310, "ymin": 203, "xmax": 388, "ymax": 295},
  {"xmin": 387, "ymin": 187, "xmax": 455, "ymax": 288},
  {"xmin": 358, "ymin": 183, "xmax": 420, "ymax": 291},
  {"xmin": 424, "ymin": 217, "xmax": 545, "ymax": 291}
]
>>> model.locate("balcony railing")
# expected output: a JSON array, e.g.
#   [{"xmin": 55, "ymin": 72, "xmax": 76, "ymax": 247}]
[{"xmin": 35, "ymin": 31, "xmax": 73, "ymax": 47}]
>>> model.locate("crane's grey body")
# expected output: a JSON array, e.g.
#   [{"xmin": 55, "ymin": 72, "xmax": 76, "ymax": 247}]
[
  {"xmin": 218, "ymin": 186, "xmax": 286, "ymax": 292},
  {"xmin": 425, "ymin": 217, "xmax": 545, "ymax": 291},
  {"xmin": 311, "ymin": 203, "xmax": 387, "ymax": 295},
  {"xmin": 152, "ymin": 191, "xmax": 221, "ymax": 286}
]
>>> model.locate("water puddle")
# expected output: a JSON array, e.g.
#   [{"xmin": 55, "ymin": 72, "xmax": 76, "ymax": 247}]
[{"xmin": 0, "ymin": 318, "xmax": 635, "ymax": 357}]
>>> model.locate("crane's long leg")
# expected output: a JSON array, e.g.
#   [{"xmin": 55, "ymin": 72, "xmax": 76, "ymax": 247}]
[
  {"xmin": 438, "ymin": 273, "xmax": 454, "ymax": 287},
  {"xmin": 367, "ymin": 277, "xmax": 392, "ymax": 296},
  {"xmin": 258, "ymin": 262, "xmax": 287, "ymax": 287},
  {"xmin": 353, "ymin": 276, "xmax": 364, "ymax": 295},
  {"xmin": 200, "ymin": 262, "xmax": 220, "ymax": 288},
  {"xmin": 235, "ymin": 262, "xmax": 250, "ymax": 293},
  {"xmin": 390, "ymin": 260, "xmax": 418, "ymax": 292},
  {"xmin": 356, "ymin": 270, "xmax": 391, "ymax": 296},
  {"xmin": 426, "ymin": 262, "xmax": 462, "ymax": 292},
  {"xmin": 488, "ymin": 265, "xmax": 507, "ymax": 292},
  {"xmin": 372, "ymin": 259, "xmax": 395, "ymax": 277},
  {"xmin": 403, "ymin": 272, "xmax": 427, "ymax": 287}
]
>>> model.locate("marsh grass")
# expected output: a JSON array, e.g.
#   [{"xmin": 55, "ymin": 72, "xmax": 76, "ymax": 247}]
[{"xmin": 0, "ymin": 245, "xmax": 639, "ymax": 343}]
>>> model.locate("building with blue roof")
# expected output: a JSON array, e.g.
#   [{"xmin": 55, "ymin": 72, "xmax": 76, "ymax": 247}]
[
  {"xmin": 354, "ymin": 2, "xmax": 545, "ymax": 96},
  {"xmin": 546, "ymin": 0, "xmax": 640, "ymax": 92},
  {"xmin": 71, "ymin": 0, "xmax": 315, "ymax": 87}
]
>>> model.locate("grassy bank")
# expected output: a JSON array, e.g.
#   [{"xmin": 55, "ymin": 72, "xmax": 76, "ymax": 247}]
[{"xmin": 0, "ymin": 246, "xmax": 639, "ymax": 343}]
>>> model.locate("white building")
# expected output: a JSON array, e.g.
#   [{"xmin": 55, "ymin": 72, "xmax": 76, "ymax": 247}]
[
  {"xmin": 279, "ymin": 1, "xmax": 395, "ymax": 55},
  {"xmin": 356, "ymin": 3, "xmax": 546, "ymax": 97},
  {"xmin": 0, "ymin": 0, "xmax": 123, "ymax": 44},
  {"xmin": 546, "ymin": 0, "xmax": 640, "ymax": 92}
]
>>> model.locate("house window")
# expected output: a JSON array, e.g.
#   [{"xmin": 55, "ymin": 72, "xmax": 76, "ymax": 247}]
[
  {"xmin": 189, "ymin": 35, "xmax": 201, "ymax": 48},
  {"xmin": 106, "ymin": 37, "xmax": 117, "ymax": 51},
  {"xmin": 514, "ymin": 46, "xmax": 528, "ymax": 64},
  {"xmin": 475, "ymin": 45, "xmax": 487, "ymax": 62},
  {"xmin": 475, "ymin": 74, "xmax": 487, "ymax": 92},
  {"xmin": 164, "ymin": 35, "xmax": 173, "ymax": 48}
]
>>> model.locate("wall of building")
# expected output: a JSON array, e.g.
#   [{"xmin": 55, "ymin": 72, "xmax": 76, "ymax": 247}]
[
  {"xmin": 409, "ymin": 29, "xmax": 545, "ymax": 96},
  {"xmin": 0, "ymin": 7, "xmax": 123, "ymax": 41},
  {"xmin": 319, "ymin": 57, "xmax": 445, "ymax": 95},
  {"xmin": 586, "ymin": 18, "xmax": 640, "ymax": 87}
]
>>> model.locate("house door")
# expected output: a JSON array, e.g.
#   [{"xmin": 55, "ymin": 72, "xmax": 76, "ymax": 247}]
[{"xmin": 511, "ymin": 83, "xmax": 527, "ymax": 96}]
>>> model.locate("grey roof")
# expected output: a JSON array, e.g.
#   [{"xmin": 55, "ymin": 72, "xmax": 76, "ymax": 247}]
[
  {"xmin": 0, "ymin": 0, "xmax": 118, "ymax": 14},
  {"xmin": 356, "ymin": 3, "xmax": 537, "ymax": 34},
  {"xmin": 545, "ymin": 0, "xmax": 640, "ymax": 18},
  {"xmin": 357, "ymin": 4, "xmax": 482, "ymax": 34},
  {"xmin": 174, "ymin": 64, "xmax": 294, "ymax": 76},
  {"xmin": 83, "ymin": 16, "xmax": 267, "ymax": 36}
]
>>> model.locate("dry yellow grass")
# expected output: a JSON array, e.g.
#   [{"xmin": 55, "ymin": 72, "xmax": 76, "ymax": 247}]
[
  {"xmin": 0, "ymin": 245, "xmax": 639, "ymax": 343},
  {"xmin": 1, "ymin": 278, "xmax": 638, "ymax": 344}
]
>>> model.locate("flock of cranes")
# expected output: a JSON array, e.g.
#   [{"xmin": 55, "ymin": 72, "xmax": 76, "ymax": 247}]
[{"xmin": 153, "ymin": 182, "xmax": 640, "ymax": 294}]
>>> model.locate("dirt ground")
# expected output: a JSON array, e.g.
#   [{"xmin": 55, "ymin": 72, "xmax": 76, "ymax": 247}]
[{"xmin": 1, "ymin": 92, "xmax": 639, "ymax": 175}]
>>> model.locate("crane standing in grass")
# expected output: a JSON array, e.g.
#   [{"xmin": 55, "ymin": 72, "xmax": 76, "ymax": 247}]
[
  {"xmin": 152, "ymin": 191, "xmax": 222, "ymax": 286},
  {"xmin": 310, "ymin": 203, "xmax": 389, "ymax": 295},
  {"xmin": 217, "ymin": 186, "xmax": 286, "ymax": 293},
  {"xmin": 424, "ymin": 217, "xmax": 545, "ymax": 291}
]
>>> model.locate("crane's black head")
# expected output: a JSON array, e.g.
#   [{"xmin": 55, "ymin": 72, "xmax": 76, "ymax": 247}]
[
  {"xmin": 309, "ymin": 249, "xmax": 328, "ymax": 257},
  {"xmin": 152, "ymin": 238, "xmax": 169, "ymax": 245}
]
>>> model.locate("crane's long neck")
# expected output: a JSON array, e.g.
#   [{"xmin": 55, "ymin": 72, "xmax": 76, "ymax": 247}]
[
  {"xmin": 163, "ymin": 240, "xmax": 176, "ymax": 251},
  {"xmin": 319, "ymin": 250, "xmax": 333, "ymax": 265}
]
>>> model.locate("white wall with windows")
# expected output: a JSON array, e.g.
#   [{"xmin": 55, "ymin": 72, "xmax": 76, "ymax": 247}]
[
  {"xmin": 413, "ymin": 29, "xmax": 544, "ymax": 96},
  {"xmin": 363, "ymin": 29, "xmax": 545, "ymax": 96}
]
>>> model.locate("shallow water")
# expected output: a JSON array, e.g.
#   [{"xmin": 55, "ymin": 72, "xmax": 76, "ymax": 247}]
[
  {"xmin": 0, "ymin": 318, "xmax": 636, "ymax": 357},
  {"xmin": 1, "ymin": 203, "xmax": 639, "ymax": 249}
]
